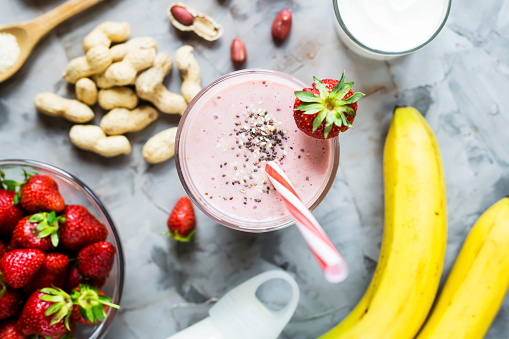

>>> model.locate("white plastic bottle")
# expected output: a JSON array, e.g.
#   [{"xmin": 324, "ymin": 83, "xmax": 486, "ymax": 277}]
[{"xmin": 166, "ymin": 271, "xmax": 300, "ymax": 339}]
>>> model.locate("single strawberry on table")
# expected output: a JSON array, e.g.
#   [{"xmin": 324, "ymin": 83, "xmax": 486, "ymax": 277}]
[
  {"xmin": 166, "ymin": 197, "xmax": 196, "ymax": 242},
  {"xmin": 17, "ymin": 288, "xmax": 74, "ymax": 338},
  {"xmin": 293, "ymin": 72, "xmax": 364, "ymax": 139},
  {"xmin": 10, "ymin": 212, "xmax": 65, "ymax": 253},
  {"xmin": 59, "ymin": 205, "xmax": 108, "ymax": 253},
  {"xmin": 16, "ymin": 174, "xmax": 65, "ymax": 214},
  {"xmin": 0, "ymin": 249, "xmax": 45, "ymax": 289},
  {"xmin": 77, "ymin": 241, "xmax": 115, "ymax": 280},
  {"xmin": 23, "ymin": 252, "xmax": 69, "ymax": 294},
  {"xmin": 0, "ymin": 275, "xmax": 22, "ymax": 320},
  {"xmin": 70, "ymin": 284, "xmax": 120, "ymax": 326},
  {"xmin": 0, "ymin": 319, "xmax": 25, "ymax": 339}
]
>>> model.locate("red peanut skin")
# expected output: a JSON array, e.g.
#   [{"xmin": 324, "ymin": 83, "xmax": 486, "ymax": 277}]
[
  {"xmin": 272, "ymin": 9, "xmax": 292, "ymax": 42},
  {"xmin": 231, "ymin": 39, "xmax": 247, "ymax": 66},
  {"xmin": 171, "ymin": 6, "xmax": 194, "ymax": 26}
]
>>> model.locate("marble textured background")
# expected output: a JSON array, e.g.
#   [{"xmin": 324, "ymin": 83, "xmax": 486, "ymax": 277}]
[{"xmin": 1, "ymin": 0, "xmax": 508, "ymax": 338}]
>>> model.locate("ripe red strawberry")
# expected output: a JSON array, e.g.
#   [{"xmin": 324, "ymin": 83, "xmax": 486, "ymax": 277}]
[
  {"xmin": 0, "ymin": 277, "xmax": 22, "ymax": 320},
  {"xmin": 166, "ymin": 197, "xmax": 196, "ymax": 242},
  {"xmin": 0, "ymin": 190, "xmax": 25, "ymax": 238},
  {"xmin": 0, "ymin": 319, "xmax": 25, "ymax": 339},
  {"xmin": 66, "ymin": 267, "xmax": 82, "ymax": 292},
  {"xmin": 23, "ymin": 253, "xmax": 69, "ymax": 295},
  {"xmin": 66, "ymin": 267, "xmax": 105, "ymax": 292},
  {"xmin": 18, "ymin": 175, "xmax": 65, "ymax": 214},
  {"xmin": 0, "ymin": 249, "xmax": 45, "ymax": 289},
  {"xmin": 59, "ymin": 205, "xmax": 108, "ymax": 253},
  {"xmin": 17, "ymin": 288, "xmax": 73, "ymax": 338},
  {"xmin": 10, "ymin": 212, "xmax": 65, "ymax": 253},
  {"xmin": 293, "ymin": 73, "xmax": 364, "ymax": 139},
  {"xmin": 77, "ymin": 242, "xmax": 115, "ymax": 280},
  {"xmin": 70, "ymin": 284, "xmax": 119, "ymax": 325},
  {"xmin": 10, "ymin": 216, "xmax": 50, "ymax": 253}
]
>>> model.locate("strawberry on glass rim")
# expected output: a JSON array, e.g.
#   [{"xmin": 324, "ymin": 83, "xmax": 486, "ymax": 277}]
[{"xmin": 293, "ymin": 72, "xmax": 364, "ymax": 139}]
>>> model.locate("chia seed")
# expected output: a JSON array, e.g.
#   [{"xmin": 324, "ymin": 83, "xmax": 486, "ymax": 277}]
[{"xmin": 214, "ymin": 103, "xmax": 291, "ymax": 203}]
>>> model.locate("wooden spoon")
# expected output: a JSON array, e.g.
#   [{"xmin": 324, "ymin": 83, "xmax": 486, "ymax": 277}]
[{"xmin": 0, "ymin": 0, "xmax": 102, "ymax": 83}]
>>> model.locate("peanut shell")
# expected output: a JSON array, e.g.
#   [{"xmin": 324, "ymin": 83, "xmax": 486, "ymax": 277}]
[{"xmin": 168, "ymin": 3, "xmax": 223, "ymax": 41}]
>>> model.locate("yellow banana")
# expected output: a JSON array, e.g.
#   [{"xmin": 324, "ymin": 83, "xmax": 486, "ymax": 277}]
[
  {"xmin": 417, "ymin": 197, "xmax": 509, "ymax": 339},
  {"xmin": 320, "ymin": 107, "xmax": 447, "ymax": 339}
]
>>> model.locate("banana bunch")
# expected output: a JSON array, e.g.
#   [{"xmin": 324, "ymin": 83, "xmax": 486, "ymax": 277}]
[
  {"xmin": 320, "ymin": 107, "xmax": 447, "ymax": 339},
  {"xmin": 418, "ymin": 197, "xmax": 509, "ymax": 339}
]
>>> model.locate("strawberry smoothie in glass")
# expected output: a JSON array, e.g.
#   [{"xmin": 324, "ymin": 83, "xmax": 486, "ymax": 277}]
[{"xmin": 175, "ymin": 69, "xmax": 339, "ymax": 232}]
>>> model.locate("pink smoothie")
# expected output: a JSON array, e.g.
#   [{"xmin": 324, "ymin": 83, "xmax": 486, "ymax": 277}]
[{"xmin": 181, "ymin": 73, "xmax": 334, "ymax": 225}]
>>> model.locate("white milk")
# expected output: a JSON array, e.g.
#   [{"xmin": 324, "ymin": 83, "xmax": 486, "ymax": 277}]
[{"xmin": 335, "ymin": 0, "xmax": 449, "ymax": 59}]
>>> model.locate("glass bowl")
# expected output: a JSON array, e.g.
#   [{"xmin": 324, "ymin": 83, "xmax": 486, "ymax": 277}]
[
  {"xmin": 332, "ymin": 0, "xmax": 452, "ymax": 60},
  {"xmin": 175, "ymin": 69, "xmax": 340, "ymax": 233},
  {"xmin": 0, "ymin": 159, "xmax": 124, "ymax": 339}
]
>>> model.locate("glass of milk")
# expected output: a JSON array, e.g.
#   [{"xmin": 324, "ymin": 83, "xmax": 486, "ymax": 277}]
[{"xmin": 333, "ymin": 0, "xmax": 452, "ymax": 60}]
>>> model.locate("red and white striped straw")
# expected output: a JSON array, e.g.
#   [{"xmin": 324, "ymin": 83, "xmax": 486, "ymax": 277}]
[{"xmin": 265, "ymin": 161, "xmax": 348, "ymax": 283}]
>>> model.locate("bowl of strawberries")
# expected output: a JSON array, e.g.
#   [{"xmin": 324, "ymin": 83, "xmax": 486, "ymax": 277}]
[{"xmin": 0, "ymin": 159, "xmax": 124, "ymax": 339}]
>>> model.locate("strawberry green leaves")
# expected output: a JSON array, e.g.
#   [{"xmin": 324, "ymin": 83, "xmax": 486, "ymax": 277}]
[
  {"xmin": 313, "ymin": 76, "xmax": 329, "ymax": 100},
  {"xmin": 294, "ymin": 91, "xmax": 322, "ymax": 103},
  {"xmin": 0, "ymin": 171, "xmax": 20, "ymax": 192},
  {"xmin": 313, "ymin": 110, "xmax": 328, "ymax": 132},
  {"xmin": 71, "ymin": 284, "xmax": 120, "ymax": 324},
  {"xmin": 0, "ymin": 273, "xmax": 6, "ymax": 298},
  {"xmin": 330, "ymin": 73, "xmax": 352, "ymax": 102},
  {"xmin": 294, "ymin": 72, "xmax": 364, "ymax": 138},
  {"xmin": 10, "ymin": 169, "xmax": 36, "ymax": 205},
  {"xmin": 164, "ymin": 229, "xmax": 196, "ymax": 242},
  {"xmin": 342, "ymin": 93, "xmax": 364, "ymax": 105},
  {"xmin": 325, "ymin": 112, "xmax": 335, "ymax": 140},
  {"xmin": 29, "ymin": 211, "xmax": 66, "ymax": 247},
  {"xmin": 294, "ymin": 92, "xmax": 323, "ymax": 115},
  {"xmin": 39, "ymin": 287, "xmax": 73, "ymax": 329}
]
